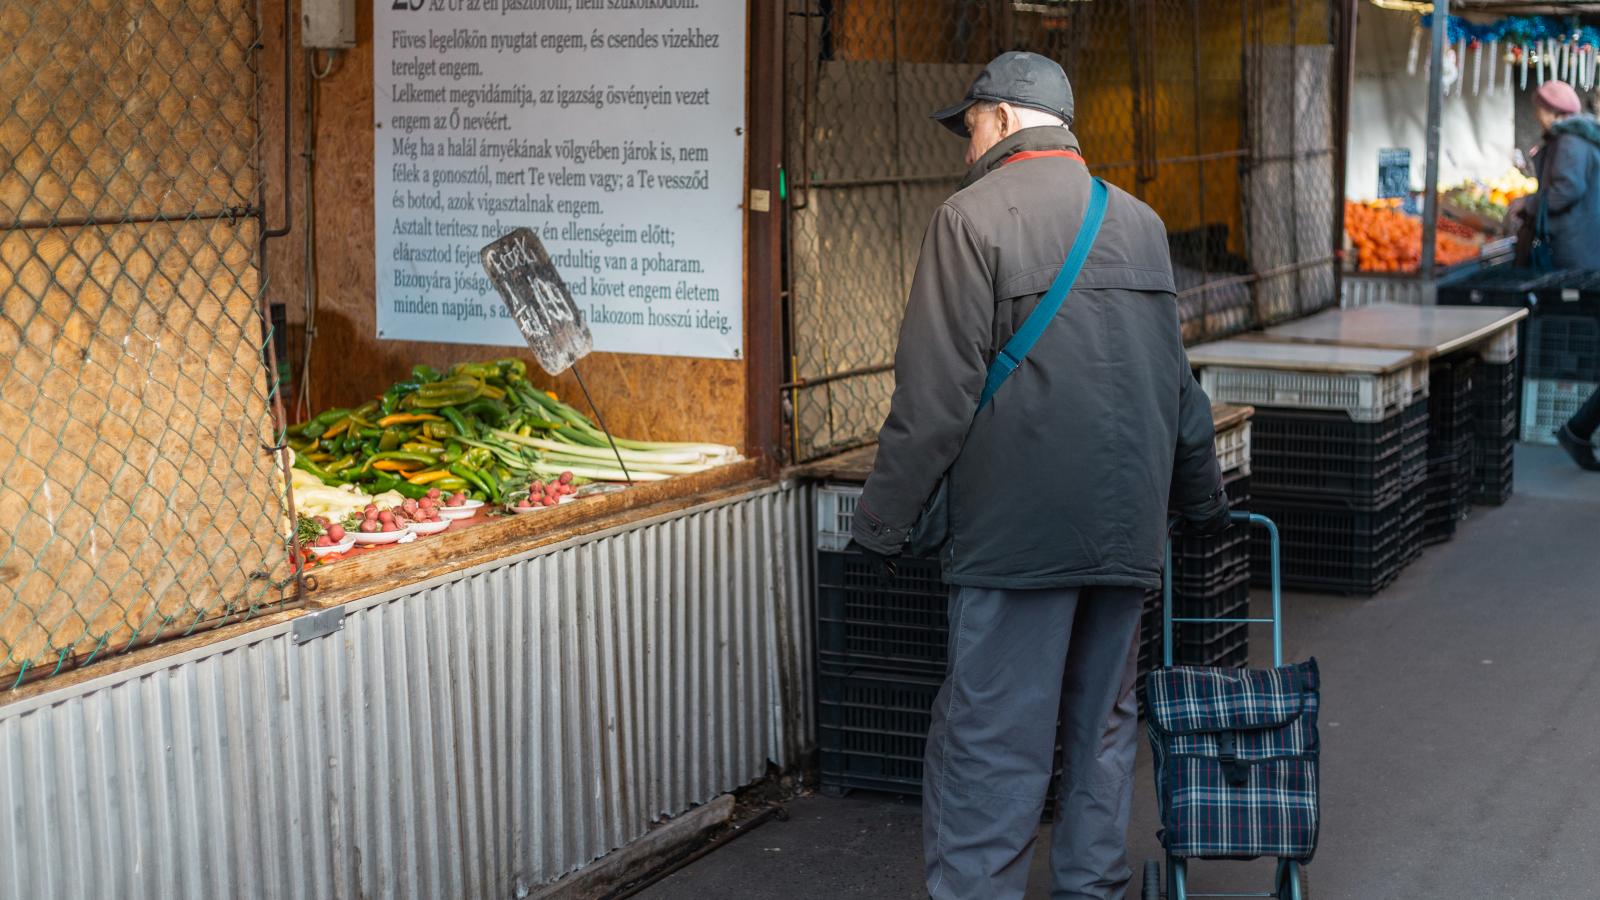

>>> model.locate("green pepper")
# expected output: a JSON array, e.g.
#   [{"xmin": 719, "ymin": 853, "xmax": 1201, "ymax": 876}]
[
  {"xmin": 409, "ymin": 387, "xmax": 483, "ymax": 409},
  {"xmin": 293, "ymin": 454, "xmax": 335, "ymax": 483},
  {"xmin": 460, "ymin": 398, "xmax": 510, "ymax": 426},
  {"xmin": 441, "ymin": 441, "xmax": 464, "ymax": 464},
  {"xmin": 401, "ymin": 441, "xmax": 443, "ymax": 454},
  {"xmin": 440, "ymin": 406, "xmax": 473, "ymax": 437},
  {"xmin": 357, "ymin": 427, "xmax": 382, "ymax": 439},
  {"xmin": 452, "ymin": 362, "xmax": 501, "ymax": 381},
  {"xmin": 327, "ymin": 455, "xmax": 358, "ymax": 474},
  {"xmin": 496, "ymin": 358, "xmax": 527, "ymax": 381},
  {"xmin": 431, "ymin": 476, "xmax": 471, "ymax": 492},
  {"xmin": 378, "ymin": 427, "xmax": 404, "ymax": 452},
  {"xmin": 286, "ymin": 421, "xmax": 311, "ymax": 438},
  {"xmin": 413, "ymin": 364, "xmax": 442, "ymax": 383},
  {"xmin": 313, "ymin": 407, "xmax": 352, "ymax": 426},
  {"xmin": 392, "ymin": 481, "xmax": 429, "ymax": 500},
  {"xmin": 450, "ymin": 462, "xmax": 500, "ymax": 503},
  {"xmin": 424, "ymin": 421, "xmax": 456, "ymax": 440}
]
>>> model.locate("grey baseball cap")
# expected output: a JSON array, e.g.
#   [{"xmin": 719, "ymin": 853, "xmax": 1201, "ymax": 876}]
[{"xmin": 932, "ymin": 51, "xmax": 1074, "ymax": 137}]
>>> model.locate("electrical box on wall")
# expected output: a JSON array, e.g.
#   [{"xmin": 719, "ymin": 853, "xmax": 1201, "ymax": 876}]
[{"xmin": 302, "ymin": 0, "xmax": 356, "ymax": 49}]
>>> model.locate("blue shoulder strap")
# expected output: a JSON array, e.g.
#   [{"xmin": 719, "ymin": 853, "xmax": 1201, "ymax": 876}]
[{"xmin": 978, "ymin": 177, "xmax": 1109, "ymax": 409}]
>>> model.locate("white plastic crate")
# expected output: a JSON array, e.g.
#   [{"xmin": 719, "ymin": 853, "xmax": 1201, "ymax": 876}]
[
  {"xmin": 816, "ymin": 483, "xmax": 864, "ymax": 552},
  {"xmin": 1476, "ymin": 323, "xmax": 1519, "ymax": 365},
  {"xmin": 1200, "ymin": 359, "xmax": 1430, "ymax": 423},
  {"xmin": 1520, "ymin": 378, "xmax": 1597, "ymax": 445},
  {"xmin": 1215, "ymin": 419, "xmax": 1251, "ymax": 478}
]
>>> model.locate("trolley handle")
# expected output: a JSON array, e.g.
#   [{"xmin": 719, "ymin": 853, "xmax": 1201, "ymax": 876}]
[{"xmin": 1163, "ymin": 511, "xmax": 1282, "ymax": 669}]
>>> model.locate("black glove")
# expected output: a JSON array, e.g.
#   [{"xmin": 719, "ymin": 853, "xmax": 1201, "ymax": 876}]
[
  {"xmin": 845, "ymin": 540, "xmax": 899, "ymax": 585},
  {"xmin": 1185, "ymin": 486, "xmax": 1234, "ymax": 537}
]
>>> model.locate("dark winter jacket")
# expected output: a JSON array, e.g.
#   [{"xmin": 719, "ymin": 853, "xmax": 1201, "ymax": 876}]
[
  {"xmin": 1535, "ymin": 115, "xmax": 1600, "ymax": 269},
  {"xmin": 850, "ymin": 127, "xmax": 1226, "ymax": 590}
]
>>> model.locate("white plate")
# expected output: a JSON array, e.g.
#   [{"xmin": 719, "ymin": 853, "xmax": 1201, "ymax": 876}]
[
  {"xmin": 308, "ymin": 536, "xmax": 357, "ymax": 558},
  {"xmin": 407, "ymin": 519, "xmax": 451, "ymax": 536},
  {"xmin": 351, "ymin": 529, "xmax": 415, "ymax": 545},
  {"xmin": 439, "ymin": 499, "xmax": 485, "ymax": 521}
]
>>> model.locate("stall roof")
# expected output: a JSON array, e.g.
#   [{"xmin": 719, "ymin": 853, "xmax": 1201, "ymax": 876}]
[{"xmin": 1187, "ymin": 339, "xmax": 1424, "ymax": 375}]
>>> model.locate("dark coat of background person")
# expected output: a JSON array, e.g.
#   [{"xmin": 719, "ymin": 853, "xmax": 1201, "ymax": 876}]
[
  {"xmin": 1533, "ymin": 115, "xmax": 1600, "ymax": 269},
  {"xmin": 852, "ymin": 126, "xmax": 1224, "ymax": 590}
]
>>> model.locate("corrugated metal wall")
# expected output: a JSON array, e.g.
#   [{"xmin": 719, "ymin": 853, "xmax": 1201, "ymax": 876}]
[{"xmin": 0, "ymin": 483, "xmax": 814, "ymax": 900}]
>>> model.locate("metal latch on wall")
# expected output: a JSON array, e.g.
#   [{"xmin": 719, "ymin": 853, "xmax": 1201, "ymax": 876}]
[{"xmin": 291, "ymin": 607, "xmax": 345, "ymax": 644}]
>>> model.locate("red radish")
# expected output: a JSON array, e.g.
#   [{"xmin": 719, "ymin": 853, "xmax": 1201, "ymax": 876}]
[
  {"xmin": 361, "ymin": 521, "xmax": 380, "ymax": 533},
  {"xmin": 315, "ymin": 535, "xmax": 332, "ymax": 547},
  {"xmin": 316, "ymin": 516, "xmax": 332, "ymax": 527},
  {"xmin": 402, "ymin": 499, "xmax": 418, "ymax": 513},
  {"xmin": 327, "ymin": 524, "xmax": 345, "ymax": 542},
  {"xmin": 516, "ymin": 499, "xmax": 532, "ymax": 509},
  {"xmin": 449, "ymin": 492, "xmax": 467, "ymax": 506},
  {"xmin": 559, "ymin": 471, "xmax": 573, "ymax": 485},
  {"xmin": 542, "ymin": 496, "xmax": 558, "ymax": 507},
  {"xmin": 426, "ymin": 488, "xmax": 441, "ymax": 500}
]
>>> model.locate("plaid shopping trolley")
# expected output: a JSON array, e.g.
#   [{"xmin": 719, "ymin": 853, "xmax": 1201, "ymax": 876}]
[{"xmin": 1141, "ymin": 513, "xmax": 1320, "ymax": 900}]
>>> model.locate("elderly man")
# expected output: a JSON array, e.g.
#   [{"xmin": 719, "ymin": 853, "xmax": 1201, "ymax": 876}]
[{"xmin": 848, "ymin": 52, "xmax": 1229, "ymax": 899}]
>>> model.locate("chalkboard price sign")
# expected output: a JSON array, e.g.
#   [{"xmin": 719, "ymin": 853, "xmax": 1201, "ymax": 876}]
[{"xmin": 481, "ymin": 228, "xmax": 593, "ymax": 375}]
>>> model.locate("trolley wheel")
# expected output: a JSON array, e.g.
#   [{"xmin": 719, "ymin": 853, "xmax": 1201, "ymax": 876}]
[
  {"xmin": 1142, "ymin": 859, "xmax": 1160, "ymax": 900},
  {"xmin": 1276, "ymin": 860, "xmax": 1309, "ymax": 900}
]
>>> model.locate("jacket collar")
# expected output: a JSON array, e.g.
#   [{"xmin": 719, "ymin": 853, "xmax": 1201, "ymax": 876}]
[
  {"xmin": 1551, "ymin": 114, "xmax": 1600, "ymax": 150},
  {"xmin": 960, "ymin": 126, "xmax": 1084, "ymax": 190}
]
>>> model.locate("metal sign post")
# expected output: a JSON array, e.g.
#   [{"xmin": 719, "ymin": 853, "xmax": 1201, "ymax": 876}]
[{"xmin": 1421, "ymin": 0, "xmax": 1450, "ymax": 279}]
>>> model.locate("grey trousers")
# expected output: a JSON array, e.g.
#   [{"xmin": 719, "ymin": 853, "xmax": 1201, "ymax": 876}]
[{"xmin": 923, "ymin": 585, "xmax": 1144, "ymax": 900}]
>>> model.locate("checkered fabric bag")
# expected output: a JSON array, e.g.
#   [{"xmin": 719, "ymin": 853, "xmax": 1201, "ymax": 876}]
[{"xmin": 1145, "ymin": 659, "xmax": 1320, "ymax": 861}]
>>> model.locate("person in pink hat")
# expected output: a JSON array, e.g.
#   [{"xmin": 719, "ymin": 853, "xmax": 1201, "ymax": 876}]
[{"xmin": 1529, "ymin": 82, "xmax": 1600, "ymax": 467}]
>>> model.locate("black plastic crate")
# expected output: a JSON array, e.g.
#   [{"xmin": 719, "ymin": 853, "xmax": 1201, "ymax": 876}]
[
  {"xmin": 1422, "ymin": 444, "xmax": 1473, "ymax": 546},
  {"xmin": 1250, "ymin": 483, "xmax": 1424, "ymax": 595},
  {"xmin": 817, "ymin": 664, "xmax": 1064, "ymax": 807},
  {"xmin": 1436, "ymin": 267, "xmax": 1576, "ymax": 310},
  {"xmin": 817, "ymin": 551, "xmax": 947, "ymax": 675},
  {"xmin": 1429, "ymin": 356, "xmax": 1477, "ymax": 449},
  {"xmin": 816, "ymin": 665, "xmax": 941, "ymax": 796},
  {"xmin": 1169, "ymin": 475, "xmax": 1253, "ymax": 596},
  {"xmin": 1247, "ymin": 401, "xmax": 1428, "ymax": 509},
  {"xmin": 1525, "ymin": 314, "xmax": 1600, "ymax": 381},
  {"xmin": 1470, "ymin": 440, "xmax": 1515, "ymax": 506}
]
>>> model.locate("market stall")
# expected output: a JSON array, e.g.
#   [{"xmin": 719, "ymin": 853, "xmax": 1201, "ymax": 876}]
[{"xmin": 1339, "ymin": 2, "xmax": 1597, "ymax": 305}]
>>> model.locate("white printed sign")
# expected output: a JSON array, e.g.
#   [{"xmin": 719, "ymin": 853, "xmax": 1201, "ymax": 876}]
[{"xmin": 374, "ymin": 1, "xmax": 747, "ymax": 359}]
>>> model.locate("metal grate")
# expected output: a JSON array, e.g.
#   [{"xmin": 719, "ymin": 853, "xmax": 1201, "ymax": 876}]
[
  {"xmin": 0, "ymin": 0, "xmax": 295, "ymax": 684},
  {"xmin": 782, "ymin": 0, "xmax": 1339, "ymax": 462}
]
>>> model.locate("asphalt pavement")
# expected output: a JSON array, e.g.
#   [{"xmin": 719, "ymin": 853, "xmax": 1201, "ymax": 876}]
[{"xmin": 640, "ymin": 443, "xmax": 1600, "ymax": 900}]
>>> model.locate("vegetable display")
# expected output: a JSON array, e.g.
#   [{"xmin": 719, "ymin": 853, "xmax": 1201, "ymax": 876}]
[
  {"xmin": 1344, "ymin": 200, "xmax": 1478, "ymax": 273},
  {"xmin": 287, "ymin": 359, "xmax": 738, "ymax": 504}
]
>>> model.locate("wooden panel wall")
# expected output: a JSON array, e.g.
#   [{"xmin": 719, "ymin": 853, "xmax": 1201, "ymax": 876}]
[{"xmin": 263, "ymin": 2, "xmax": 748, "ymax": 449}]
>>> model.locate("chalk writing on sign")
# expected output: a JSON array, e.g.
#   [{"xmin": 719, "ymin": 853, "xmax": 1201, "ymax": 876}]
[{"xmin": 481, "ymin": 227, "xmax": 592, "ymax": 376}]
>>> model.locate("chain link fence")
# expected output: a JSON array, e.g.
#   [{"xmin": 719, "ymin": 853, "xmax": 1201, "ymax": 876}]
[
  {"xmin": 0, "ymin": 0, "xmax": 296, "ymax": 685},
  {"xmin": 783, "ymin": 0, "xmax": 1338, "ymax": 461}
]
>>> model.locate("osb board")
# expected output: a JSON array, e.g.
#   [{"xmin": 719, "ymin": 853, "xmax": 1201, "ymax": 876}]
[
  {"xmin": 0, "ymin": 0, "xmax": 258, "ymax": 226},
  {"xmin": 262, "ymin": 1, "xmax": 745, "ymax": 448},
  {"xmin": 0, "ymin": 219, "xmax": 292, "ymax": 679}
]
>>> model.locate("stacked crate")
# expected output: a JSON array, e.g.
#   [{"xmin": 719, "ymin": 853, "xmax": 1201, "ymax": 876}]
[
  {"xmin": 1521, "ymin": 313, "xmax": 1600, "ymax": 444},
  {"xmin": 1422, "ymin": 356, "xmax": 1476, "ymax": 545},
  {"xmin": 815, "ymin": 410, "xmax": 1254, "ymax": 795},
  {"xmin": 1471, "ymin": 330, "xmax": 1518, "ymax": 506},
  {"xmin": 1198, "ymin": 348, "xmax": 1430, "ymax": 595}
]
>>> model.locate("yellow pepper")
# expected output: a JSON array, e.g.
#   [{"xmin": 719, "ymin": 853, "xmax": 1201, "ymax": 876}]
[
  {"xmin": 406, "ymin": 469, "xmax": 457, "ymax": 485},
  {"xmin": 372, "ymin": 459, "xmax": 420, "ymax": 473},
  {"xmin": 377, "ymin": 413, "xmax": 445, "ymax": 427}
]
